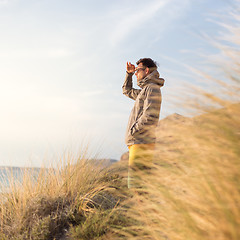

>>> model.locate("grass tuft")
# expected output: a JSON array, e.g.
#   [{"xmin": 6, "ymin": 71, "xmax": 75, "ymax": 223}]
[{"xmin": 0, "ymin": 159, "xmax": 129, "ymax": 240}]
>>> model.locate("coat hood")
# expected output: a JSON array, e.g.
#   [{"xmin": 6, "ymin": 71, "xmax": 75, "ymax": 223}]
[{"xmin": 137, "ymin": 70, "xmax": 165, "ymax": 88}]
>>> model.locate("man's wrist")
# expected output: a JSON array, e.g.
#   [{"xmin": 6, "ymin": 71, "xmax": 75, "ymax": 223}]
[{"xmin": 126, "ymin": 71, "xmax": 134, "ymax": 75}]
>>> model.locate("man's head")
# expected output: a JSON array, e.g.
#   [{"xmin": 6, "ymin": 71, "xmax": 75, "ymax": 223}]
[{"xmin": 135, "ymin": 58, "xmax": 157, "ymax": 81}]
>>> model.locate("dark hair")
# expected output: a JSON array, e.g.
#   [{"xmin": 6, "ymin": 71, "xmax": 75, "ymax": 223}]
[{"xmin": 136, "ymin": 58, "xmax": 157, "ymax": 68}]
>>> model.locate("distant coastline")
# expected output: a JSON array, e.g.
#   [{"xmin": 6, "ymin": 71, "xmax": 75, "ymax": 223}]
[{"xmin": 0, "ymin": 159, "xmax": 118, "ymax": 190}]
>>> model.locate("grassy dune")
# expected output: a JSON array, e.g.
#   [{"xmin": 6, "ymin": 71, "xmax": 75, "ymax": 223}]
[
  {"xmin": 116, "ymin": 102, "xmax": 240, "ymax": 240},
  {"xmin": 0, "ymin": 101, "xmax": 239, "ymax": 240},
  {"xmin": 0, "ymin": 159, "xmax": 132, "ymax": 239}
]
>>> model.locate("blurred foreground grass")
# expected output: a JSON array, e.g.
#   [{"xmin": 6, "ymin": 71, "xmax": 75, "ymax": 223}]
[{"xmin": 123, "ymin": 102, "xmax": 240, "ymax": 240}]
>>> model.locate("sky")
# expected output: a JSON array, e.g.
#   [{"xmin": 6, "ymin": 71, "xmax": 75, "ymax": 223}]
[{"xmin": 0, "ymin": 0, "xmax": 237, "ymax": 167}]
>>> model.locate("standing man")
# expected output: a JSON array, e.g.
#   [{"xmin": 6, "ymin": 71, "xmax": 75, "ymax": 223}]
[{"xmin": 122, "ymin": 58, "xmax": 164, "ymax": 188}]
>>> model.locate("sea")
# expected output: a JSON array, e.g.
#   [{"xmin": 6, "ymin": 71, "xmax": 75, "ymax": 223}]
[
  {"xmin": 0, "ymin": 159, "xmax": 118, "ymax": 192},
  {"xmin": 0, "ymin": 167, "xmax": 41, "ymax": 192}
]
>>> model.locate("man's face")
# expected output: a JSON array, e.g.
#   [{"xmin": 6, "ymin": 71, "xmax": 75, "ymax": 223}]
[{"xmin": 135, "ymin": 63, "xmax": 148, "ymax": 82}]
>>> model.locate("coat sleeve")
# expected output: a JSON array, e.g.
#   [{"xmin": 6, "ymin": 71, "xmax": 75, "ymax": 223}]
[
  {"xmin": 122, "ymin": 72, "xmax": 141, "ymax": 100},
  {"xmin": 131, "ymin": 85, "xmax": 161, "ymax": 135}
]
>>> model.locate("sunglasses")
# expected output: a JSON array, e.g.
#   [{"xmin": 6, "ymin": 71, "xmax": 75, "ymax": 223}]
[{"xmin": 135, "ymin": 67, "xmax": 146, "ymax": 73}]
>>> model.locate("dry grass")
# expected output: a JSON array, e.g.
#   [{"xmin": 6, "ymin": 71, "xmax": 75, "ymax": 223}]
[
  {"xmin": 106, "ymin": 102, "xmax": 240, "ymax": 240},
  {"xmin": 0, "ymin": 158, "xmax": 129, "ymax": 239}
]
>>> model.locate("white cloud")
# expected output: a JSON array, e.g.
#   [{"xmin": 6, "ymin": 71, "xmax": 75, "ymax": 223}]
[
  {"xmin": 109, "ymin": 1, "xmax": 168, "ymax": 46},
  {"xmin": 109, "ymin": 0, "xmax": 191, "ymax": 46}
]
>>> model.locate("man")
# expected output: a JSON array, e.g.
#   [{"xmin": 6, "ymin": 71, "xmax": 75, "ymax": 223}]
[{"xmin": 122, "ymin": 58, "xmax": 164, "ymax": 188}]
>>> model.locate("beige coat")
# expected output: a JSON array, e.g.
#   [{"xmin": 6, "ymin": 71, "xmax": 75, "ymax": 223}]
[{"xmin": 122, "ymin": 70, "xmax": 164, "ymax": 146}]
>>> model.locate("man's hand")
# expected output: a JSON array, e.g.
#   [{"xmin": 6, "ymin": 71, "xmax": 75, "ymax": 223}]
[{"xmin": 126, "ymin": 62, "xmax": 135, "ymax": 74}]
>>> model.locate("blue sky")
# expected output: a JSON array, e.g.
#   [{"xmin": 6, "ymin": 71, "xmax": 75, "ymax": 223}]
[{"xmin": 0, "ymin": 0, "xmax": 236, "ymax": 167}]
